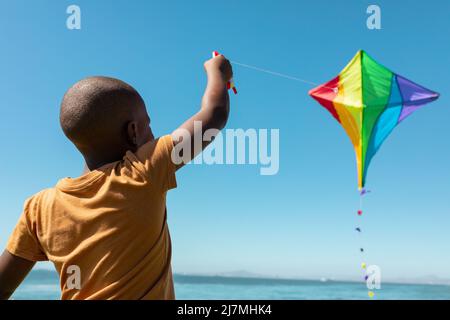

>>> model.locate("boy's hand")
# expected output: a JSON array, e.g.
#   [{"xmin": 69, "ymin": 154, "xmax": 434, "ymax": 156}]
[{"xmin": 204, "ymin": 54, "xmax": 233, "ymax": 83}]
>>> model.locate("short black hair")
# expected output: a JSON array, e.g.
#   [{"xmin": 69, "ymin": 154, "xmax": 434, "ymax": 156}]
[{"xmin": 60, "ymin": 76, "xmax": 144, "ymax": 148}]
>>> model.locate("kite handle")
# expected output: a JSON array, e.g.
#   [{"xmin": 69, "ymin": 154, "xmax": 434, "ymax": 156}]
[{"xmin": 212, "ymin": 51, "xmax": 237, "ymax": 94}]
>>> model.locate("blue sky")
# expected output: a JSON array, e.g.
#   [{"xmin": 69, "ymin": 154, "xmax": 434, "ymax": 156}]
[{"xmin": 0, "ymin": 0, "xmax": 449, "ymax": 282}]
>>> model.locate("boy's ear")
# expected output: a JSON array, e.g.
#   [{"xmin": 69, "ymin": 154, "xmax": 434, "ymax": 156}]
[{"xmin": 126, "ymin": 121, "xmax": 139, "ymax": 147}]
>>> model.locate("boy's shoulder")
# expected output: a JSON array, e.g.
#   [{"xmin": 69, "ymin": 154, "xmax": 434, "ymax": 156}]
[
  {"xmin": 30, "ymin": 187, "xmax": 56, "ymax": 201},
  {"xmin": 132, "ymin": 135, "xmax": 177, "ymax": 192},
  {"xmin": 23, "ymin": 188, "xmax": 57, "ymax": 215}
]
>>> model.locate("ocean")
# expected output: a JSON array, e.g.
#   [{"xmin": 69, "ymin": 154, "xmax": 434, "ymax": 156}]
[{"xmin": 10, "ymin": 270, "xmax": 450, "ymax": 300}]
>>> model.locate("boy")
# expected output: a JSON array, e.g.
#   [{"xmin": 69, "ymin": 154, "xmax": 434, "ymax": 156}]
[{"xmin": 0, "ymin": 54, "xmax": 232, "ymax": 299}]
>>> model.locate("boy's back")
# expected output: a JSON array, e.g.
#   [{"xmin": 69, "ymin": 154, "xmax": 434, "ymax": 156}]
[
  {"xmin": 0, "ymin": 55, "xmax": 232, "ymax": 300},
  {"xmin": 7, "ymin": 136, "xmax": 176, "ymax": 299}
]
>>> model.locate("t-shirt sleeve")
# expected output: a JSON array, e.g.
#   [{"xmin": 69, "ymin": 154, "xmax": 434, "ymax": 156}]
[
  {"xmin": 6, "ymin": 197, "xmax": 48, "ymax": 262},
  {"xmin": 135, "ymin": 135, "xmax": 177, "ymax": 192}
]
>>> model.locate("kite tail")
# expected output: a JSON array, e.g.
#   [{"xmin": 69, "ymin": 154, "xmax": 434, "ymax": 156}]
[{"xmin": 357, "ymin": 188, "xmax": 375, "ymax": 299}]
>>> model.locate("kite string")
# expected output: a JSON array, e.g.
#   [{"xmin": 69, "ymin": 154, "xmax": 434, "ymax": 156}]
[{"xmin": 230, "ymin": 60, "xmax": 337, "ymax": 91}]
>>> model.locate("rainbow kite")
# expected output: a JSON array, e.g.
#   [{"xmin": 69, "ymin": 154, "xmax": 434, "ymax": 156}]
[{"xmin": 309, "ymin": 50, "xmax": 439, "ymax": 190}]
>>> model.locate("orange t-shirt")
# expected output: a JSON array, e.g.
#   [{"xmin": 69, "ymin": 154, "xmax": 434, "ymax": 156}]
[{"xmin": 6, "ymin": 135, "xmax": 177, "ymax": 300}]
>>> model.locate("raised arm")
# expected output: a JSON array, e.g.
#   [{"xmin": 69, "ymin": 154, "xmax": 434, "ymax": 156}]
[
  {"xmin": 0, "ymin": 250, "xmax": 35, "ymax": 300},
  {"xmin": 171, "ymin": 54, "xmax": 232, "ymax": 169}
]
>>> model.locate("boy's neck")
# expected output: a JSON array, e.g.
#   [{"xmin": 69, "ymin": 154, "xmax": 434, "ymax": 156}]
[
  {"xmin": 81, "ymin": 148, "xmax": 130, "ymax": 172},
  {"xmin": 82, "ymin": 163, "xmax": 91, "ymax": 174},
  {"xmin": 83, "ymin": 156, "xmax": 120, "ymax": 172}
]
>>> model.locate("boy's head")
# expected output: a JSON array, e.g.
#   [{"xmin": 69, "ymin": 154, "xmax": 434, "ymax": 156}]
[{"xmin": 60, "ymin": 76, "xmax": 153, "ymax": 169}]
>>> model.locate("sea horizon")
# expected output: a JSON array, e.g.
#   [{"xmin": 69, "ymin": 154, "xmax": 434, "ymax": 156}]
[
  {"xmin": 30, "ymin": 267, "xmax": 450, "ymax": 287},
  {"xmin": 10, "ymin": 269, "xmax": 450, "ymax": 300}
]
